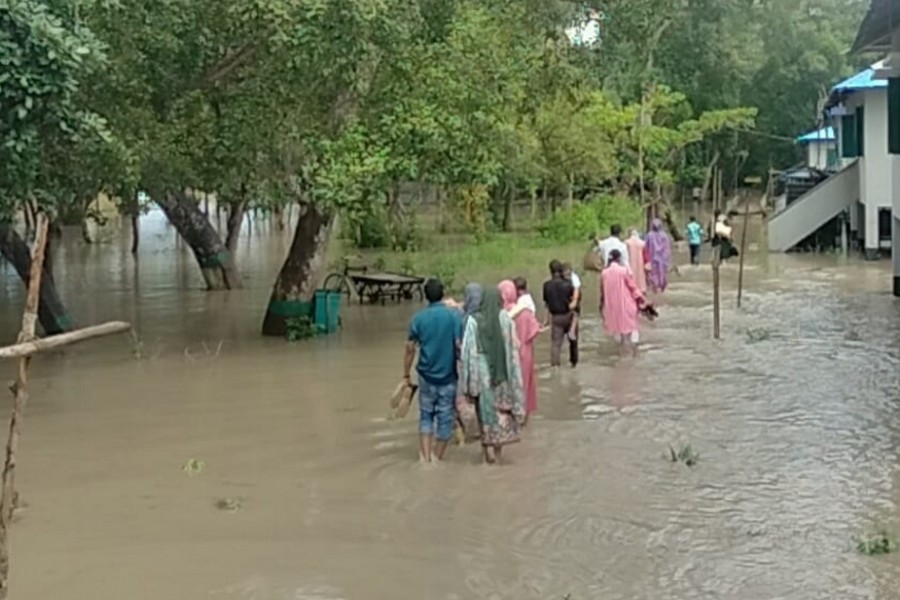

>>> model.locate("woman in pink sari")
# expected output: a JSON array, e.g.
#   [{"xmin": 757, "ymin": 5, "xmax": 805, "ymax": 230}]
[
  {"xmin": 645, "ymin": 218, "xmax": 672, "ymax": 293},
  {"xmin": 499, "ymin": 280, "xmax": 542, "ymax": 421},
  {"xmin": 601, "ymin": 250, "xmax": 647, "ymax": 356},
  {"xmin": 625, "ymin": 229, "xmax": 647, "ymax": 293}
]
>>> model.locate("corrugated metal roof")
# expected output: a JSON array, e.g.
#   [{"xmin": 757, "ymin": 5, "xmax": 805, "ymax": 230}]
[
  {"xmin": 831, "ymin": 62, "xmax": 887, "ymax": 93},
  {"xmin": 852, "ymin": 0, "xmax": 900, "ymax": 53},
  {"xmin": 826, "ymin": 61, "xmax": 887, "ymax": 108},
  {"xmin": 796, "ymin": 127, "xmax": 835, "ymax": 143}
]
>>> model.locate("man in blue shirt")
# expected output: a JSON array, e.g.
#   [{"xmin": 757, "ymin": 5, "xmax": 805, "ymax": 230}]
[
  {"xmin": 686, "ymin": 215, "xmax": 704, "ymax": 265},
  {"xmin": 404, "ymin": 279, "xmax": 462, "ymax": 462}
]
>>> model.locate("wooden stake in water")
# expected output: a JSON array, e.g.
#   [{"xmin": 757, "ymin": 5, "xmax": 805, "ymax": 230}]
[
  {"xmin": 0, "ymin": 214, "xmax": 131, "ymax": 599},
  {"xmin": 712, "ymin": 246, "xmax": 721, "ymax": 340},
  {"xmin": 736, "ymin": 199, "xmax": 751, "ymax": 308}
]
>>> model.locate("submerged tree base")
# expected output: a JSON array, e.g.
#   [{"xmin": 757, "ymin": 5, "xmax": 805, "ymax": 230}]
[
  {"xmin": 262, "ymin": 203, "xmax": 332, "ymax": 337},
  {"xmin": 0, "ymin": 225, "xmax": 73, "ymax": 335},
  {"xmin": 156, "ymin": 191, "xmax": 242, "ymax": 291}
]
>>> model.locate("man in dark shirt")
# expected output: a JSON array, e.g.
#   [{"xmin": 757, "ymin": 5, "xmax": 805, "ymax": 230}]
[
  {"xmin": 542, "ymin": 260, "xmax": 577, "ymax": 368},
  {"xmin": 404, "ymin": 279, "xmax": 462, "ymax": 462}
]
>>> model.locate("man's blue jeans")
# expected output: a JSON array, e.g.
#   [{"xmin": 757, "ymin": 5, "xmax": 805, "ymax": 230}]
[{"xmin": 418, "ymin": 379, "xmax": 457, "ymax": 441}]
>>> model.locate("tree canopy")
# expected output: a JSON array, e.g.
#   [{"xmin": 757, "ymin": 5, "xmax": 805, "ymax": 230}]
[{"xmin": 0, "ymin": 0, "xmax": 870, "ymax": 233}]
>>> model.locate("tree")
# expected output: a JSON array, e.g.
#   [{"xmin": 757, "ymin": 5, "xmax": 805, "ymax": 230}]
[{"xmin": 0, "ymin": 0, "xmax": 110, "ymax": 334}]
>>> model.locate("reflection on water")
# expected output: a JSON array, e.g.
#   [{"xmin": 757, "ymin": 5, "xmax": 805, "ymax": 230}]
[{"xmin": 3, "ymin": 211, "xmax": 900, "ymax": 599}]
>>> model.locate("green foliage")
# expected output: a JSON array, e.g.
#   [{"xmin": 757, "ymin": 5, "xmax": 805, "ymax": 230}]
[
  {"xmin": 182, "ymin": 458, "xmax": 206, "ymax": 477},
  {"xmin": 668, "ymin": 443, "xmax": 699, "ymax": 467},
  {"xmin": 857, "ymin": 530, "xmax": 897, "ymax": 556},
  {"xmin": 538, "ymin": 196, "xmax": 644, "ymax": 244},
  {"xmin": 431, "ymin": 261, "xmax": 458, "ymax": 295},
  {"xmin": 285, "ymin": 316, "xmax": 316, "ymax": 342},
  {"xmin": 0, "ymin": 0, "xmax": 111, "ymax": 215}
]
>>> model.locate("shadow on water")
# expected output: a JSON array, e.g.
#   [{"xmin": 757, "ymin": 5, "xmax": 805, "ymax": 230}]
[{"xmin": 2, "ymin": 213, "xmax": 900, "ymax": 599}]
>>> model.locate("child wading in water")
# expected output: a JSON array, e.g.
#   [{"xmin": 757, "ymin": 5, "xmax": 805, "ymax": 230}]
[{"xmin": 562, "ymin": 263, "xmax": 582, "ymax": 350}]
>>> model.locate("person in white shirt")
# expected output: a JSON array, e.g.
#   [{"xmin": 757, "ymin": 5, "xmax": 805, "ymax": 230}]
[
  {"xmin": 513, "ymin": 277, "xmax": 537, "ymax": 316},
  {"xmin": 562, "ymin": 263, "xmax": 581, "ymax": 344},
  {"xmin": 596, "ymin": 224, "xmax": 630, "ymax": 269}
]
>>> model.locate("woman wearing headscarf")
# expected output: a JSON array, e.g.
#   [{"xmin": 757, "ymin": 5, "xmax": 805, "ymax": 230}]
[
  {"xmin": 601, "ymin": 249, "xmax": 647, "ymax": 357},
  {"xmin": 454, "ymin": 283, "xmax": 483, "ymax": 441},
  {"xmin": 499, "ymin": 280, "xmax": 542, "ymax": 422},
  {"xmin": 460, "ymin": 288, "xmax": 525, "ymax": 464},
  {"xmin": 645, "ymin": 218, "xmax": 672, "ymax": 293},
  {"xmin": 625, "ymin": 229, "xmax": 648, "ymax": 293}
]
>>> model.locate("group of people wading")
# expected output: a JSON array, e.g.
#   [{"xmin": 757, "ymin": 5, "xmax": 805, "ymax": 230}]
[{"xmin": 402, "ymin": 217, "xmax": 726, "ymax": 464}]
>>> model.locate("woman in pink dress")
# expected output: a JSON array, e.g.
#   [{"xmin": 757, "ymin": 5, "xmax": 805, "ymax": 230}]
[
  {"xmin": 625, "ymin": 228, "xmax": 647, "ymax": 293},
  {"xmin": 499, "ymin": 279, "xmax": 542, "ymax": 421},
  {"xmin": 601, "ymin": 249, "xmax": 647, "ymax": 356}
]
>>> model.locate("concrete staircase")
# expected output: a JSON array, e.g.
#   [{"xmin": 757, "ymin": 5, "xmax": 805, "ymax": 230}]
[{"xmin": 767, "ymin": 161, "xmax": 859, "ymax": 251}]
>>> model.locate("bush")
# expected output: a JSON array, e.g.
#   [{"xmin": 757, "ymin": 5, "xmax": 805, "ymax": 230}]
[
  {"xmin": 537, "ymin": 195, "xmax": 643, "ymax": 244},
  {"xmin": 348, "ymin": 206, "xmax": 421, "ymax": 251}
]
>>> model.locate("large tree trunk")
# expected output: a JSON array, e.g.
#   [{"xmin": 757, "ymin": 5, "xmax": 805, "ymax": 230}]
[
  {"xmin": 225, "ymin": 199, "xmax": 247, "ymax": 253},
  {"xmin": 156, "ymin": 190, "xmax": 242, "ymax": 290},
  {"xmin": 261, "ymin": 203, "xmax": 332, "ymax": 337},
  {"xmin": 0, "ymin": 225, "xmax": 73, "ymax": 335}
]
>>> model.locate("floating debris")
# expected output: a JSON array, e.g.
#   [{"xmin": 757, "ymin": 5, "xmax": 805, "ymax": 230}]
[
  {"xmin": 857, "ymin": 529, "xmax": 896, "ymax": 555},
  {"xmin": 744, "ymin": 328, "xmax": 771, "ymax": 343},
  {"xmin": 215, "ymin": 498, "xmax": 243, "ymax": 512},
  {"xmin": 667, "ymin": 443, "xmax": 700, "ymax": 468},
  {"xmin": 182, "ymin": 458, "xmax": 205, "ymax": 477}
]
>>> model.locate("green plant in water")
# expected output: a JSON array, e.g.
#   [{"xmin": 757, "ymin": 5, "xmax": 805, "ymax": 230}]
[
  {"xmin": 399, "ymin": 255, "xmax": 417, "ymax": 276},
  {"xmin": 285, "ymin": 316, "xmax": 316, "ymax": 342},
  {"xmin": 432, "ymin": 261, "xmax": 458, "ymax": 294},
  {"xmin": 857, "ymin": 529, "xmax": 897, "ymax": 555},
  {"xmin": 745, "ymin": 328, "xmax": 771, "ymax": 343},
  {"xmin": 668, "ymin": 443, "xmax": 699, "ymax": 467},
  {"xmin": 182, "ymin": 458, "xmax": 205, "ymax": 477},
  {"xmin": 214, "ymin": 498, "xmax": 243, "ymax": 512}
]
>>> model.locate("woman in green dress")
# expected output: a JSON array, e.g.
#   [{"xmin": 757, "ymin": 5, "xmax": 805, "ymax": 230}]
[{"xmin": 460, "ymin": 288, "xmax": 526, "ymax": 464}]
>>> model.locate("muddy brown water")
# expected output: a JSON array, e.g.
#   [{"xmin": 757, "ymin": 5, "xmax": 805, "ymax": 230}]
[{"xmin": 2, "ymin": 211, "xmax": 900, "ymax": 599}]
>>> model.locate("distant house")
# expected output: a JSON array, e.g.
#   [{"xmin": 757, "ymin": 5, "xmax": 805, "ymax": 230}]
[{"xmin": 796, "ymin": 127, "xmax": 837, "ymax": 170}]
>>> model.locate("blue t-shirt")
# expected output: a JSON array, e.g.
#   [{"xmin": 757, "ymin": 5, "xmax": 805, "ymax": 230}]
[
  {"xmin": 409, "ymin": 303, "xmax": 462, "ymax": 386},
  {"xmin": 686, "ymin": 221, "xmax": 703, "ymax": 245}
]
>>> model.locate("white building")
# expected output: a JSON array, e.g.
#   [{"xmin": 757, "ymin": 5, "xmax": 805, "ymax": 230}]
[
  {"xmin": 768, "ymin": 62, "xmax": 892, "ymax": 258},
  {"xmin": 796, "ymin": 126, "xmax": 837, "ymax": 170}
]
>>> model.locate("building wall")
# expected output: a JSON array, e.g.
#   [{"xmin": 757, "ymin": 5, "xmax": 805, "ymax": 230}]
[
  {"xmin": 864, "ymin": 90, "xmax": 891, "ymax": 249},
  {"xmin": 806, "ymin": 141, "xmax": 835, "ymax": 170}
]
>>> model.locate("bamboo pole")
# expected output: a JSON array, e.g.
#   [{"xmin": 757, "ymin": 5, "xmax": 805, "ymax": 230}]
[
  {"xmin": 0, "ymin": 214, "xmax": 47, "ymax": 599},
  {"xmin": 711, "ymin": 166, "xmax": 721, "ymax": 340},
  {"xmin": 736, "ymin": 199, "xmax": 751, "ymax": 308},
  {"xmin": 713, "ymin": 247, "xmax": 721, "ymax": 340},
  {"xmin": 0, "ymin": 322, "xmax": 131, "ymax": 359},
  {"xmin": 0, "ymin": 214, "xmax": 131, "ymax": 598}
]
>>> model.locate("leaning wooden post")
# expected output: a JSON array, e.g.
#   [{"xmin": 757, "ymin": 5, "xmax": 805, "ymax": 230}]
[
  {"xmin": 0, "ymin": 214, "xmax": 48, "ymax": 599},
  {"xmin": 712, "ymin": 245, "xmax": 721, "ymax": 340},
  {"xmin": 736, "ymin": 199, "xmax": 751, "ymax": 308},
  {"xmin": 0, "ymin": 213, "xmax": 131, "ymax": 599}
]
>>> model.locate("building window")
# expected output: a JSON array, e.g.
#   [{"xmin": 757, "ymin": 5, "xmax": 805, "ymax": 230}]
[
  {"xmin": 889, "ymin": 78, "xmax": 900, "ymax": 155},
  {"xmin": 856, "ymin": 106, "xmax": 865, "ymax": 157},
  {"xmin": 841, "ymin": 113, "xmax": 858, "ymax": 158}
]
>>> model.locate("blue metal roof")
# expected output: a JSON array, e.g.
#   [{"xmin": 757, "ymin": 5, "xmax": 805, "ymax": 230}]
[
  {"xmin": 826, "ymin": 61, "xmax": 886, "ymax": 109},
  {"xmin": 796, "ymin": 127, "xmax": 835, "ymax": 144},
  {"xmin": 831, "ymin": 66, "xmax": 887, "ymax": 93}
]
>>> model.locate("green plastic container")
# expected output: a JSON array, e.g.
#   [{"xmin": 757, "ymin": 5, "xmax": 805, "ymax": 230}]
[{"xmin": 313, "ymin": 290, "xmax": 342, "ymax": 334}]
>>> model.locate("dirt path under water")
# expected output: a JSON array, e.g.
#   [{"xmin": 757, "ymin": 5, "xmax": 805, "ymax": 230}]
[{"xmin": 2, "ymin": 213, "xmax": 900, "ymax": 599}]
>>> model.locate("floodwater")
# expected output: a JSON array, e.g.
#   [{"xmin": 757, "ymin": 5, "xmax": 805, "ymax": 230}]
[{"xmin": 2, "ymin": 210, "xmax": 900, "ymax": 599}]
